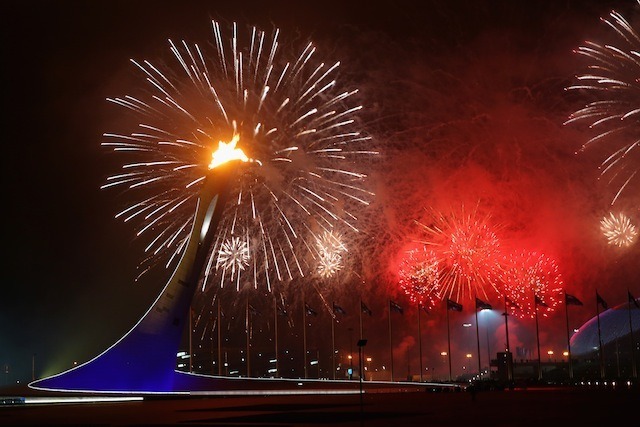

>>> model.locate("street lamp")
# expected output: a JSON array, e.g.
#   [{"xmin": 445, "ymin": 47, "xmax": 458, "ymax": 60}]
[
  {"xmin": 357, "ymin": 338, "xmax": 368, "ymax": 418},
  {"xmin": 465, "ymin": 353, "xmax": 472, "ymax": 375},
  {"xmin": 348, "ymin": 327, "xmax": 354, "ymax": 371}
]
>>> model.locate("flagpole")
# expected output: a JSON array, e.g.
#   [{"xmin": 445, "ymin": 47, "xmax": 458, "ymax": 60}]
[
  {"xmin": 534, "ymin": 294, "xmax": 542, "ymax": 381},
  {"xmin": 303, "ymin": 300, "xmax": 308, "ymax": 379},
  {"xmin": 348, "ymin": 327, "xmax": 354, "ymax": 376},
  {"xmin": 359, "ymin": 299, "xmax": 367, "ymax": 381},
  {"xmin": 615, "ymin": 338, "xmax": 621, "ymax": 378},
  {"xmin": 217, "ymin": 297, "xmax": 222, "ymax": 376},
  {"xmin": 596, "ymin": 292, "xmax": 605, "ymax": 380},
  {"xmin": 331, "ymin": 310, "xmax": 336, "ymax": 380},
  {"xmin": 628, "ymin": 290, "xmax": 637, "ymax": 379},
  {"xmin": 189, "ymin": 306, "xmax": 193, "ymax": 373},
  {"xmin": 446, "ymin": 300, "xmax": 452, "ymax": 382},
  {"xmin": 210, "ymin": 321, "xmax": 214, "ymax": 375},
  {"xmin": 359, "ymin": 298, "xmax": 364, "ymax": 340},
  {"xmin": 564, "ymin": 292, "xmax": 573, "ymax": 380},
  {"xmin": 475, "ymin": 303, "xmax": 482, "ymax": 376},
  {"xmin": 389, "ymin": 300, "xmax": 394, "ymax": 382},
  {"xmin": 418, "ymin": 303, "xmax": 423, "ymax": 382},
  {"xmin": 274, "ymin": 294, "xmax": 279, "ymax": 378},
  {"xmin": 246, "ymin": 297, "xmax": 251, "ymax": 377},
  {"xmin": 503, "ymin": 294, "xmax": 511, "ymax": 353}
]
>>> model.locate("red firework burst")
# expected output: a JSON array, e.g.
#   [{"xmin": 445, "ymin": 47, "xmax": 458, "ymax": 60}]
[
  {"xmin": 398, "ymin": 246, "xmax": 441, "ymax": 309},
  {"xmin": 415, "ymin": 206, "xmax": 503, "ymax": 303},
  {"xmin": 500, "ymin": 250, "xmax": 564, "ymax": 319}
]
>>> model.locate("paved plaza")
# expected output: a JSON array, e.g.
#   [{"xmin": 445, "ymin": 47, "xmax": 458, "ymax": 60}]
[{"xmin": 1, "ymin": 382, "xmax": 638, "ymax": 426}]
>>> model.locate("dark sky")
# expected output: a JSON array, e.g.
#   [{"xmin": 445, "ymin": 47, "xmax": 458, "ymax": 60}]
[{"xmin": 3, "ymin": 0, "xmax": 638, "ymax": 383}]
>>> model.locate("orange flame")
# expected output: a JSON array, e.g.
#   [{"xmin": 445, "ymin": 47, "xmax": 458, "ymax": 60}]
[{"xmin": 208, "ymin": 133, "xmax": 249, "ymax": 170}]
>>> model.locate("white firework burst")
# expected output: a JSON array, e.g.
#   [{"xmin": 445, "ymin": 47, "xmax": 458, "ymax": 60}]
[
  {"xmin": 565, "ymin": 4, "xmax": 640, "ymax": 205},
  {"xmin": 314, "ymin": 230, "xmax": 347, "ymax": 279},
  {"xmin": 315, "ymin": 230, "xmax": 347, "ymax": 255},
  {"xmin": 216, "ymin": 237, "xmax": 250, "ymax": 286},
  {"xmin": 600, "ymin": 211, "xmax": 638, "ymax": 247},
  {"xmin": 101, "ymin": 21, "xmax": 376, "ymax": 292},
  {"xmin": 316, "ymin": 251, "xmax": 343, "ymax": 279}
]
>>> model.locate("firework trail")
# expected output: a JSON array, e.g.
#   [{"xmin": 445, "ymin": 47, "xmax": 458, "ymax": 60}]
[
  {"xmin": 499, "ymin": 250, "xmax": 563, "ymax": 319},
  {"xmin": 101, "ymin": 21, "xmax": 377, "ymax": 293},
  {"xmin": 600, "ymin": 211, "xmax": 638, "ymax": 247},
  {"xmin": 565, "ymin": 2, "xmax": 640, "ymax": 205},
  {"xmin": 413, "ymin": 205, "xmax": 503, "ymax": 304}
]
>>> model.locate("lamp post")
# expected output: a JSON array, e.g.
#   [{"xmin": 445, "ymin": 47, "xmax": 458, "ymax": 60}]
[
  {"xmin": 357, "ymin": 339, "xmax": 368, "ymax": 419},
  {"xmin": 486, "ymin": 320, "xmax": 491, "ymax": 376},
  {"xmin": 348, "ymin": 328, "xmax": 354, "ymax": 373},
  {"xmin": 502, "ymin": 294, "xmax": 513, "ymax": 382}
]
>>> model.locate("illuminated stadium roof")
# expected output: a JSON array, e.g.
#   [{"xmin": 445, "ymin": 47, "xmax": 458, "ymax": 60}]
[{"xmin": 570, "ymin": 298, "xmax": 640, "ymax": 356}]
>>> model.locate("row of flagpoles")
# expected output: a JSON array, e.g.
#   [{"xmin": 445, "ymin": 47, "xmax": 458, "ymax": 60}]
[
  {"xmin": 393, "ymin": 289, "xmax": 638, "ymax": 382},
  {"xmin": 191, "ymin": 289, "xmax": 638, "ymax": 381}
]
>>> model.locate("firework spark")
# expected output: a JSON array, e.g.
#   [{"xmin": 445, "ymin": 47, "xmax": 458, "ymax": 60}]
[
  {"xmin": 216, "ymin": 236, "xmax": 250, "ymax": 288},
  {"xmin": 316, "ymin": 251, "xmax": 343, "ymax": 279},
  {"xmin": 565, "ymin": 3, "xmax": 640, "ymax": 205},
  {"xmin": 315, "ymin": 230, "xmax": 348, "ymax": 255},
  {"xmin": 414, "ymin": 206, "xmax": 503, "ymax": 303},
  {"xmin": 101, "ymin": 21, "xmax": 376, "ymax": 292},
  {"xmin": 397, "ymin": 246, "xmax": 440, "ymax": 309},
  {"xmin": 499, "ymin": 250, "xmax": 563, "ymax": 319},
  {"xmin": 314, "ymin": 230, "xmax": 347, "ymax": 279},
  {"xmin": 600, "ymin": 211, "xmax": 638, "ymax": 247}
]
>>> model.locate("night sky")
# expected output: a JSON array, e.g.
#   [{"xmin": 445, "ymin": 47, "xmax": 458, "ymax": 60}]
[{"xmin": 3, "ymin": 0, "xmax": 639, "ymax": 384}]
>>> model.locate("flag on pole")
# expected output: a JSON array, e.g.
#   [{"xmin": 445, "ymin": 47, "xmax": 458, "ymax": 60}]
[
  {"xmin": 390, "ymin": 300, "xmax": 404, "ymax": 314},
  {"xmin": 534, "ymin": 295, "xmax": 549, "ymax": 307},
  {"xmin": 629, "ymin": 291, "xmax": 640, "ymax": 309},
  {"xmin": 361, "ymin": 301, "xmax": 373, "ymax": 316},
  {"xmin": 504, "ymin": 295, "xmax": 519, "ymax": 309},
  {"xmin": 596, "ymin": 292, "xmax": 608, "ymax": 310},
  {"xmin": 565, "ymin": 293, "xmax": 583, "ymax": 306},
  {"xmin": 447, "ymin": 299, "xmax": 463, "ymax": 312},
  {"xmin": 305, "ymin": 303, "xmax": 318, "ymax": 317},
  {"xmin": 333, "ymin": 302, "xmax": 347, "ymax": 315},
  {"xmin": 475, "ymin": 297, "xmax": 492, "ymax": 310}
]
